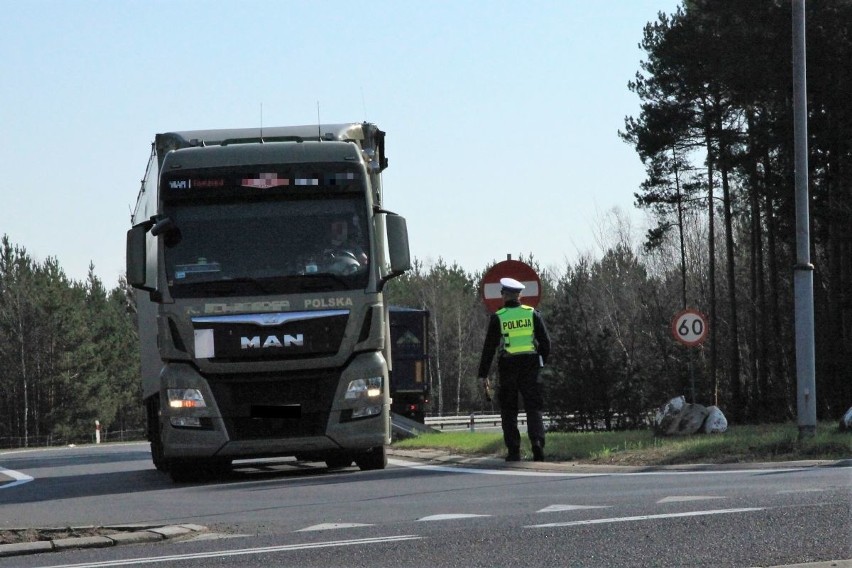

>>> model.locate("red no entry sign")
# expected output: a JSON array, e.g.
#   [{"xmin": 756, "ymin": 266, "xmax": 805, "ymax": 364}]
[{"xmin": 481, "ymin": 260, "xmax": 542, "ymax": 312}]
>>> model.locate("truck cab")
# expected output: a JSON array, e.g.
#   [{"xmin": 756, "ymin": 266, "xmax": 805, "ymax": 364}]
[{"xmin": 127, "ymin": 123, "xmax": 411, "ymax": 481}]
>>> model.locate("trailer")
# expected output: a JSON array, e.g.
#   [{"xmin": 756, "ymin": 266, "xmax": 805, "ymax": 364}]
[{"xmin": 389, "ymin": 307, "xmax": 430, "ymax": 423}]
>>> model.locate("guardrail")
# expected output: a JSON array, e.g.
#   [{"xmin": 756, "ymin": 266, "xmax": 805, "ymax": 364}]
[
  {"xmin": 423, "ymin": 412, "xmax": 649, "ymax": 432},
  {"xmin": 424, "ymin": 413, "xmax": 531, "ymax": 430},
  {"xmin": 0, "ymin": 428, "xmax": 146, "ymax": 450}
]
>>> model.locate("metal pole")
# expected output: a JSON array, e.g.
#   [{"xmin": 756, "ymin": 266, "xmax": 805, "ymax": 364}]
[
  {"xmin": 675, "ymin": 161, "xmax": 694, "ymax": 404},
  {"xmin": 688, "ymin": 351, "xmax": 696, "ymax": 404},
  {"xmin": 792, "ymin": 0, "xmax": 816, "ymax": 438}
]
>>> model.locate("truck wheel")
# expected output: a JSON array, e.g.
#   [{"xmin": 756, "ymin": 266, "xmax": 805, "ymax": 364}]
[
  {"xmin": 148, "ymin": 399, "xmax": 169, "ymax": 472},
  {"xmin": 355, "ymin": 446, "xmax": 387, "ymax": 471},
  {"xmin": 150, "ymin": 437, "xmax": 169, "ymax": 472}
]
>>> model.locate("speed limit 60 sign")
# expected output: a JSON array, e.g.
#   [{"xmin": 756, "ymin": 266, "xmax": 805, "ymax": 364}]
[{"xmin": 672, "ymin": 309, "xmax": 708, "ymax": 346}]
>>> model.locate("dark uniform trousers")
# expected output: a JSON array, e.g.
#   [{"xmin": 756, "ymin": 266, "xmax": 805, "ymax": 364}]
[{"xmin": 498, "ymin": 352, "xmax": 545, "ymax": 451}]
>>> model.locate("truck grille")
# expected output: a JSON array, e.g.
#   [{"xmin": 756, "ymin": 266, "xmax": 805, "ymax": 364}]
[
  {"xmin": 207, "ymin": 370, "xmax": 338, "ymax": 440},
  {"xmin": 192, "ymin": 311, "xmax": 349, "ymax": 361}
]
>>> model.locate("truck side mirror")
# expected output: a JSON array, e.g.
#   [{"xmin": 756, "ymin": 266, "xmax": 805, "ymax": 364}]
[
  {"xmin": 386, "ymin": 214, "xmax": 411, "ymax": 276},
  {"xmin": 126, "ymin": 224, "xmax": 153, "ymax": 291}
]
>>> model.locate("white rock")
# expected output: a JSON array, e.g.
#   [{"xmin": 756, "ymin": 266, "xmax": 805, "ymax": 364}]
[
  {"xmin": 655, "ymin": 396, "xmax": 686, "ymax": 431},
  {"xmin": 702, "ymin": 406, "xmax": 728, "ymax": 434},
  {"xmin": 840, "ymin": 407, "xmax": 852, "ymax": 432},
  {"xmin": 669, "ymin": 403, "xmax": 709, "ymax": 436},
  {"xmin": 667, "ymin": 395, "xmax": 686, "ymax": 414}
]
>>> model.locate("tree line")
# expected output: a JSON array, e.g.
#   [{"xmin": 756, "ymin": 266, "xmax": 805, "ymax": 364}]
[
  {"xmin": 389, "ymin": 0, "xmax": 851, "ymax": 426},
  {"xmin": 0, "ymin": 237, "xmax": 142, "ymax": 448},
  {"xmin": 619, "ymin": 0, "xmax": 851, "ymax": 422},
  {"xmin": 1, "ymin": 1, "xmax": 849, "ymax": 446}
]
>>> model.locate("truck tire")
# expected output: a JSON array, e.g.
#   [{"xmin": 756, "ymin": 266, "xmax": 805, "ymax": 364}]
[
  {"xmin": 148, "ymin": 398, "xmax": 169, "ymax": 472},
  {"xmin": 355, "ymin": 446, "xmax": 387, "ymax": 471},
  {"xmin": 150, "ymin": 437, "xmax": 169, "ymax": 472}
]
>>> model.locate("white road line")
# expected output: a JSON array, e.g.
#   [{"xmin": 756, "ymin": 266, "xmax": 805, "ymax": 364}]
[
  {"xmin": 388, "ymin": 459, "xmax": 602, "ymax": 477},
  {"xmin": 34, "ymin": 535, "xmax": 423, "ymax": 568},
  {"xmin": 389, "ymin": 458, "xmax": 823, "ymax": 477},
  {"xmin": 657, "ymin": 496, "xmax": 726, "ymax": 503},
  {"xmin": 526, "ymin": 507, "xmax": 765, "ymax": 528},
  {"xmin": 0, "ymin": 441, "xmax": 148, "ymax": 456},
  {"xmin": 538, "ymin": 504, "xmax": 611, "ymax": 513},
  {"xmin": 0, "ymin": 466, "xmax": 34, "ymax": 489},
  {"xmin": 418, "ymin": 514, "xmax": 490, "ymax": 521},
  {"xmin": 297, "ymin": 522, "xmax": 374, "ymax": 531}
]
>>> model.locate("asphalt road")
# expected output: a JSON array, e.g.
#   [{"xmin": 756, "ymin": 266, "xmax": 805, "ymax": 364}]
[{"xmin": 1, "ymin": 443, "xmax": 850, "ymax": 568}]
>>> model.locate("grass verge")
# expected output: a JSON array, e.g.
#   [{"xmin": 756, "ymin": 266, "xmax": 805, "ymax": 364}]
[{"xmin": 393, "ymin": 421, "xmax": 851, "ymax": 466}]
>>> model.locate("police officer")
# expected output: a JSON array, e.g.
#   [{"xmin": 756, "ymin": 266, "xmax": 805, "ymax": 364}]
[{"xmin": 478, "ymin": 277, "xmax": 551, "ymax": 462}]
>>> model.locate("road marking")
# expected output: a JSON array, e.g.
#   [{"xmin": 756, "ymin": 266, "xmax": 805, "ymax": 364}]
[
  {"xmin": 418, "ymin": 514, "xmax": 490, "ymax": 521},
  {"xmin": 297, "ymin": 522, "xmax": 374, "ymax": 531},
  {"xmin": 0, "ymin": 441, "xmax": 147, "ymax": 456},
  {"xmin": 657, "ymin": 496, "xmax": 726, "ymax": 503},
  {"xmin": 389, "ymin": 458, "xmax": 826, "ymax": 477},
  {"xmin": 526, "ymin": 507, "xmax": 764, "ymax": 528},
  {"xmin": 0, "ymin": 466, "xmax": 33, "ymax": 489},
  {"xmin": 35, "ymin": 535, "xmax": 423, "ymax": 567},
  {"xmin": 389, "ymin": 459, "xmax": 603, "ymax": 477},
  {"xmin": 538, "ymin": 504, "xmax": 611, "ymax": 513},
  {"xmin": 183, "ymin": 532, "xmax": 251, "ymax": 541}
]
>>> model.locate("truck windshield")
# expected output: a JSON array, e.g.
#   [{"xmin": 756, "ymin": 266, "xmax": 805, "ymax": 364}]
[{"xmin": 162, "ymin": 195, "xmax": 370, "ymax": 297}]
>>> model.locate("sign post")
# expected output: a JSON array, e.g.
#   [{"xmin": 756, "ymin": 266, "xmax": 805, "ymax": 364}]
[
  {"xmin": 480, "ymin": 260, "xmax": 541, "ymax": 313},
  {"xmin": 671, "ymin": 309, "xmax": 708, "ymax": 404}
]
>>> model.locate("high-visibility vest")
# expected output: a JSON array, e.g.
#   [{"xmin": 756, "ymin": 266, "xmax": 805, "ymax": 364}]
[{"xmin": 496, "ymin": 305, "xmax": 536, "ymax": 355}]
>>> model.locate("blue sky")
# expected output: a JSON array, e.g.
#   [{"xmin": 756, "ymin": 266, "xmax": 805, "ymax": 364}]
[{"xmin": 0, "ymin": 0, "xmax": 680, "ymax": 285}]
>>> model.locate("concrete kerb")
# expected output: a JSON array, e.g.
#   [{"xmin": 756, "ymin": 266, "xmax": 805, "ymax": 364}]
[
  {"xmin": 387, "ymin": 447, "xmax": 851, "ymax": 474},
  {"xmin": 0, "ymin": 524, "xmax": 207, "ymax": 558},
  {"xmin": 388, "ymin": 447, "xmax": 665, "ymax": 473}
]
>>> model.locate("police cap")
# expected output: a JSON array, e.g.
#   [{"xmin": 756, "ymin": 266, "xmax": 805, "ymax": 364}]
[{"xmin": 500, "ymin": 277, "xmax": 525, "ymax": 293}]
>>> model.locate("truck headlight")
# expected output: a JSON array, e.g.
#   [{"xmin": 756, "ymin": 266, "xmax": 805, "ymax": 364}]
[
  {"xmin": 345, "ymin": 377, "xmax": 382, "ymax": 400},
  {"xmin": 168, "ymin": 388, "xmax": 207, "ymax": 409}
]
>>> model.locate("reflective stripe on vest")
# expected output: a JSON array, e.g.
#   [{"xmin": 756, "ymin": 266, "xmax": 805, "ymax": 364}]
[{"xmin": 496, "ymin": 305, "xmax": 536, "ymax": 355}]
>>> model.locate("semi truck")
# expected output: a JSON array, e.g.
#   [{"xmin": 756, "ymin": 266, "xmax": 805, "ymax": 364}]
[
  {"xmin": 389, "ymin": 307, "xmax": 430, "ymax": 423},
  {"xmin": 126, "ymin": 122, "xmax": 411, "ymax": 481}
]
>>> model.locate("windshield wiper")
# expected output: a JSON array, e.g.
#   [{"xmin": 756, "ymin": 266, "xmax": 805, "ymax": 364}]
[
  {"xmin": 217, "ymin": 277, "xmax": 273, "ymax": 293},
  {"xmin": 172, "ymin": 277, "xmax": 271, "ymax": 296},
  {"xmin": 171, "ymin": 273, "xmax": 354, "ymax": 297},
  {"xmin": 298, "ymin": 273, "xmax": 349, "ymax": 291}
]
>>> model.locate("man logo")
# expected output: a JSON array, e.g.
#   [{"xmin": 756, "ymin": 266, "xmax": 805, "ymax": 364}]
[{"xmin": 241, "ymin": 334, "xmax": 304, "ymax": 349}]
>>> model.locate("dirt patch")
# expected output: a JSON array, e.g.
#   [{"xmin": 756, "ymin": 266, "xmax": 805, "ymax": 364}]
[
  {"xmin": 579, "ymin": 448, "xmax": 751, "ymax": 467},
  {"xmin": 0, "ymin": 527, "xmax": 120, "ymax": 545}
]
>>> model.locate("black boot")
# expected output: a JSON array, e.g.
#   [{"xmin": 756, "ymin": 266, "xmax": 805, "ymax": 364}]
[
  {"xmin": 505, "ymin": 447, "xmax": 521, "ymax": 462},
  {"xmin": 532, "ymin": 442, "xmax": 545, "ymax": 462}
]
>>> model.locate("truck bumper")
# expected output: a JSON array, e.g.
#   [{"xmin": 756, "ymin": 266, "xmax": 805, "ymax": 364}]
[{"xmin": 159, "ymin": 353, "xmax": 390, "ymax": 461}]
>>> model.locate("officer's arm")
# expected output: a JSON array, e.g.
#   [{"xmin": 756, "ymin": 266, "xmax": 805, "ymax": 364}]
[{"xmin": 477, "ymin": 314, "xmax": 501, "ymax": 378}]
